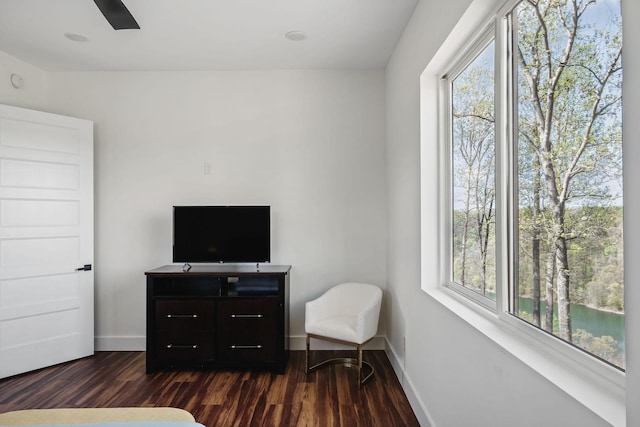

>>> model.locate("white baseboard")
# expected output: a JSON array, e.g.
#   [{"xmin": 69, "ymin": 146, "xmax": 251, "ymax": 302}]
[
  {"xmin": 95, "ymin": 336, "xmax": 146, "ymax": 351},
  {"xmin": 383, "ymin": 338, "xmax": 435, "ymax": 427}
]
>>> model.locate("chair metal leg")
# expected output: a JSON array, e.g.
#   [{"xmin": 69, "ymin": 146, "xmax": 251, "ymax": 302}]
[
  {"xmin": 305, "ymin": 334, "xmax": 311, "ymax": 374},
  {"xmin": 357, "ymin": 344, "xmax": 363, "ymax": 387},
  {"xmin": 305, "ymin": 334, "xmax": 375, "ymax": 388}
]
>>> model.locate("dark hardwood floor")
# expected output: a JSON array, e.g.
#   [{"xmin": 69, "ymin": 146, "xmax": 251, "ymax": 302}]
[{"xmin": 0, "ymin": 350, "xmax": 420, "ymax": 427}]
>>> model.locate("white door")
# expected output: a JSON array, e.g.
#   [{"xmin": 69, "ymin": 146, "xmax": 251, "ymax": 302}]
[{"xmin": 0, "ymin": 104, "xmax": 94, "ymax": 379}]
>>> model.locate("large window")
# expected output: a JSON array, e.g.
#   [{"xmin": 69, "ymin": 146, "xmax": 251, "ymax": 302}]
[{"xmin": 446, "ymin": 0, "xmax": 624, "ymax": 369}]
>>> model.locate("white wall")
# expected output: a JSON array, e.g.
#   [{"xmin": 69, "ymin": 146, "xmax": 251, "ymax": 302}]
[
  {"xmin": 385, "ymin": 0, "xmax": 638, "ymax": 426},
  {"xmin": 37, "ymin": 69, "xmax": 387, "ymax": 349}
]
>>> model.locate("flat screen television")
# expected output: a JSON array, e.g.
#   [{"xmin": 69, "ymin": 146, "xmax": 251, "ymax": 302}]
[{"xmin": 173, "ymin": 205, "xmax": 270, "ymax": 264}]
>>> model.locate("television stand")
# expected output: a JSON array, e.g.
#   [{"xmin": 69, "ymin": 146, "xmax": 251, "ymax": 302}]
[{"xmin": 145, "ymin": 264, "xmax": 290, "ymax": 374}]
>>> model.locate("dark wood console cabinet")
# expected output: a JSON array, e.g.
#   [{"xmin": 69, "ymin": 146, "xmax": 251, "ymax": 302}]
[{"xmin": 145, "ymin": 264, "xmax": 290, "ymax": 374}]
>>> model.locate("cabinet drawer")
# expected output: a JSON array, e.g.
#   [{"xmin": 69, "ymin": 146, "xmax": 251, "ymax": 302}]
[
  {"xmin": 217, "ymin": 299, "xmax": 278, "ymax": 362},
  {"xmin": 155, "ymin": 300, "xmax": 214, "ymax": 330},
  {"xmin": 155, "ymin": 329, "xmax": 214, "ymax": 361}
]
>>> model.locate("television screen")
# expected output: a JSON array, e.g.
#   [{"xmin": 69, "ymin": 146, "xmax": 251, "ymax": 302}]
[{"xmin": 173, "ymin": 206, "xmax": 270, "ymax": 263}]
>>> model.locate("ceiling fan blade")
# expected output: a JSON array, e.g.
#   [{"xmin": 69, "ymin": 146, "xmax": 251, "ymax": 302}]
[{"xmin": 93, "ymin": 0, "xmax": 140, "ymax": 30}]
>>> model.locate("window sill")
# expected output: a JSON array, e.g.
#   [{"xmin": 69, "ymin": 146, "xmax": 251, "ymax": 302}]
[{"xmin": 424, "ymin": 286, "xmax": 625, "ymax": 427}]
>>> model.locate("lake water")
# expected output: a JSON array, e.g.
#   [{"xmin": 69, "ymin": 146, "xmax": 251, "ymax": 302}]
[{"xmin": 518, "ymin": 298, "xmax": 625, "ymax": 349}]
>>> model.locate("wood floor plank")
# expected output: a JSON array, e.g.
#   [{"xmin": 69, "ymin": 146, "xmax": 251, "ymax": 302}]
[{"xmin": 0, "ymin": 350, "xmax": 420, "ymax": 426}]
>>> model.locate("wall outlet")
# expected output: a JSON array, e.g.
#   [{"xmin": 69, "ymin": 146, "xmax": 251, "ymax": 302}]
[{"xmin": 204, "ymin": 162, "xmax": 212, "ymax": 175}]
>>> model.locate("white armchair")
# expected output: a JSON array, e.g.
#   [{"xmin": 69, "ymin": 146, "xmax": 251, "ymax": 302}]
[{"xmin": 304, "ymin": 282, "xmax": 382, "ymax": 387}]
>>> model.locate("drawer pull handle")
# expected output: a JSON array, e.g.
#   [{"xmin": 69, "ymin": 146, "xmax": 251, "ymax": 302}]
[
  {"xmin": 230, "ymin": 344, "xmax": 263, "ymax": 349},
  {"xmin": 166, "ymin": 314, "xmax": 198, "ymax": 318},
  {"xmin": 230, "ymin": 314, "xmax": 263, "ymax": 318},
  {"xmin": 166, "ymin": 344, "xmax": 198, "ymax": 349}
]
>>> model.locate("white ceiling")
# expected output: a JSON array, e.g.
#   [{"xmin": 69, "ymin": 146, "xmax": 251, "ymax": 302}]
[{"xmin": 0, "ymin": 0, "xmax": 418, "ymax": 71}]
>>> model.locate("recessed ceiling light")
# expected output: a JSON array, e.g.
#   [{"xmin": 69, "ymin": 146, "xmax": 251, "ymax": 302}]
[
  {"xmin": 285, "ymin": 31, "xmax": 306, "ymax": 41},
  {"xmin": 64, "ymin": 33, "xmax": 88, "ymax": 42}
]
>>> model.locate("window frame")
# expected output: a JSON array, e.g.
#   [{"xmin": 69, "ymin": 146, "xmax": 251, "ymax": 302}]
[
  {"xmin": 442, "ymin": 23, "xmax": 498, "ymax": 312},
  {"xmin": 421, "ymin": 0, "xmax": 626, "ymax": 424}
]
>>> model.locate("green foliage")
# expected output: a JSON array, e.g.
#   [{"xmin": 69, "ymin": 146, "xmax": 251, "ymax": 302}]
[
  {"xmin": 607, "ymin": 282, "xmax": 624, "ymax": 311},
  {"xmin": 515, "ymin": 205, "xmax": 624, "ymax": 311},
  {"xmin": 573, "ymin": 329, "xmax": 623, "ymax": 367}
]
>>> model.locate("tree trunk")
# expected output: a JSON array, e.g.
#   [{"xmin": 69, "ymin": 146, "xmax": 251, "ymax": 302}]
[
  {"xmin": 532, "ymin": 230, "xmax": 541, "ymax": 326},
  {"xmin": 477, "ymin": 197, "xmax": 493, "ymax": 296},
  {"xmin": 460, "ymin": 208, "xmax": 470, "ymax": 286},
  {"xmin": 544, "ymin": 250, "xmax": 555, "ymax": 333},
  {"xmin": 555, "ymin": 234, "xmax": 572, "ymax": 341},
  {"xmin": 459, "ymin": 160, "xmax": 474, "ymax": 286},
  {"xmin": 532, "ymin": 157, "xmax": 541, "ymax": 327}
]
